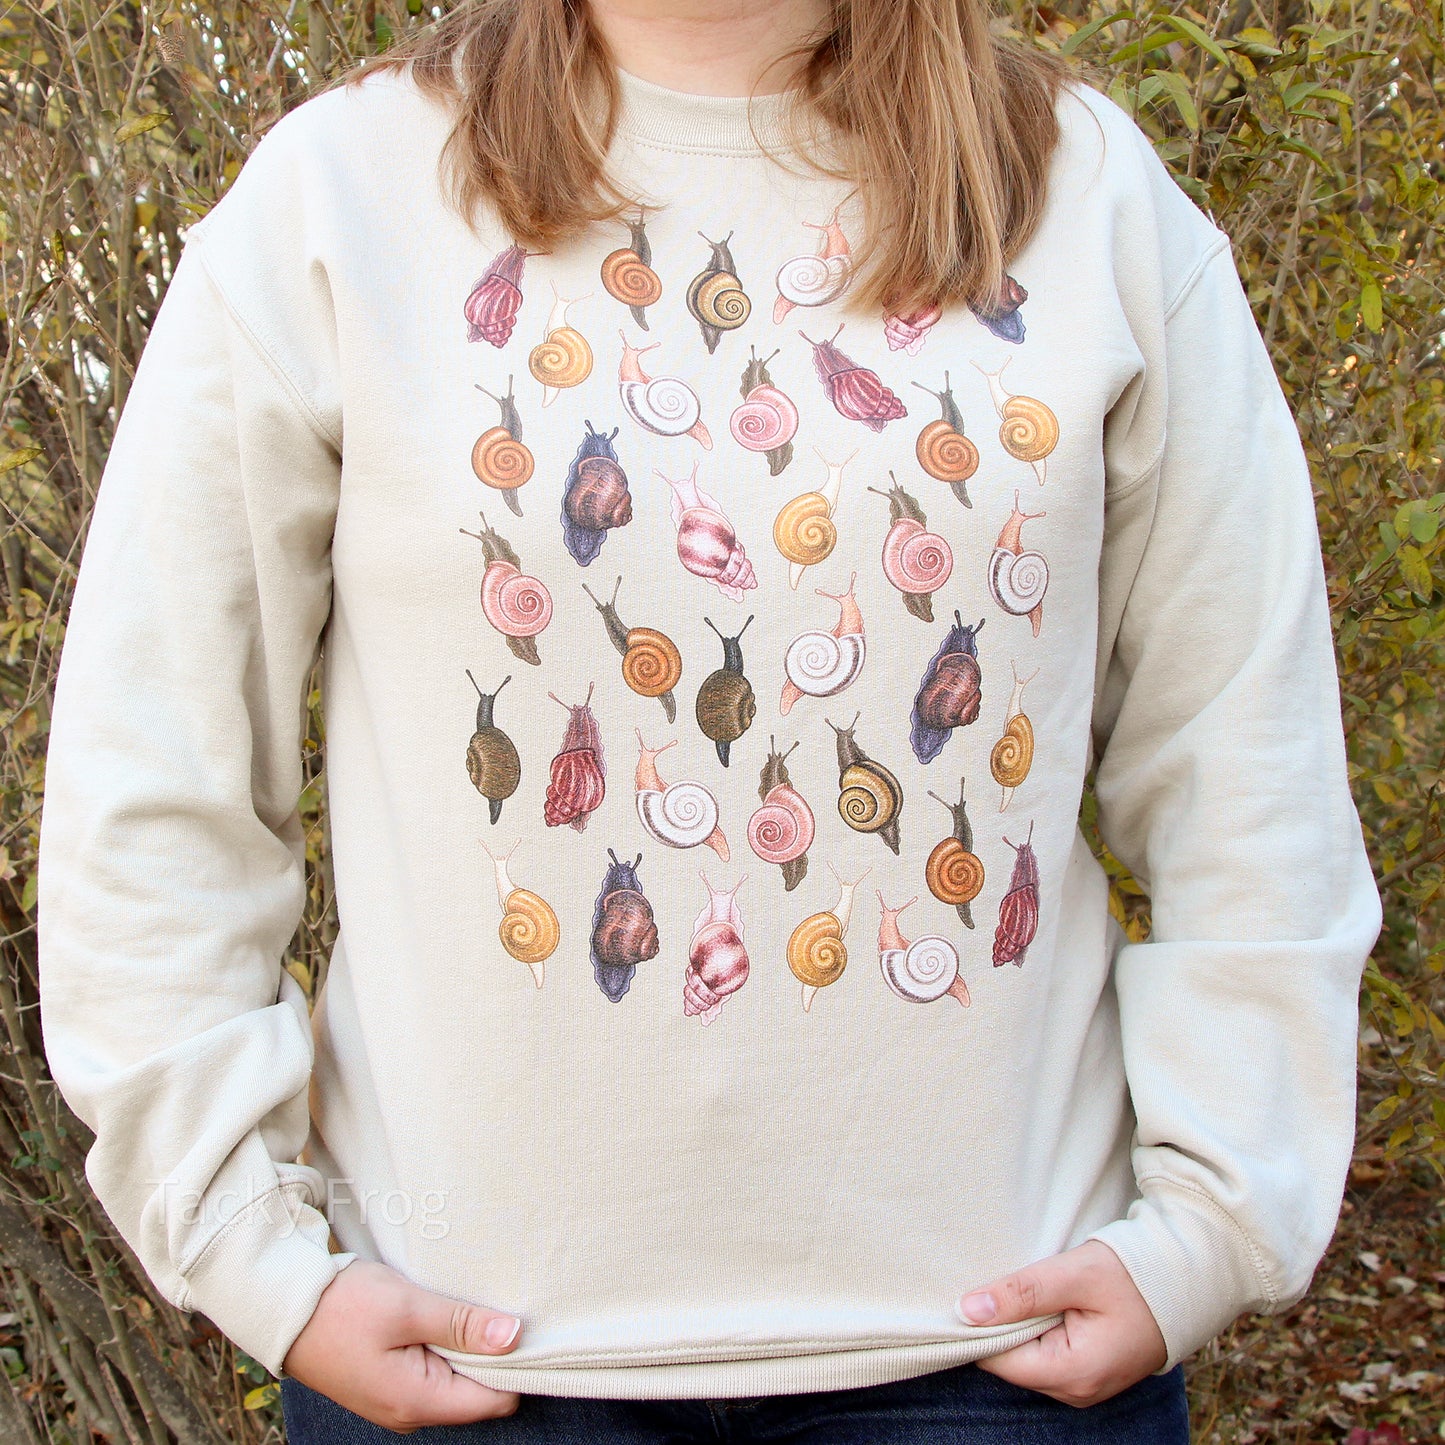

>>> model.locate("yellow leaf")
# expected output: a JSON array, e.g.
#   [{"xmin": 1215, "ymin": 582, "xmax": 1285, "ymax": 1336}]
[
  {"xmin": 243, "ymin": 1383, "xmax": 279, "ymax": 1410},
  {"xmin": 116, "ymin": 112, "xmax": 170, "ymax": 144},
  {"xmin": 0, "ymin": 446, "xmax": 42, "ymax": 474}
]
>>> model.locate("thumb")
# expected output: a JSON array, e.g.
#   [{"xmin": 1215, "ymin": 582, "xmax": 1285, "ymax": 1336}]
[
  {"xmin": 956, "ymin": 1252, "xmax": 1077, "ymax": 1327},
  {"xmin": 405, "ymin": 1283, "xmax": 524, "ymax": 1356}
]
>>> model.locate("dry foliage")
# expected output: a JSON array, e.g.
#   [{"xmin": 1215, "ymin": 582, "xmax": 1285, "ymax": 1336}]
[{"xmin": 0, "ymin": 1, "xmax": 1439, "ymax": 1439}]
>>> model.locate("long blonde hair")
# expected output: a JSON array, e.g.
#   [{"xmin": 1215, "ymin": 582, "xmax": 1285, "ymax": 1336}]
[{"xmin": 346, "ymin": 1, "xmax": 1068, "ymax": 316}]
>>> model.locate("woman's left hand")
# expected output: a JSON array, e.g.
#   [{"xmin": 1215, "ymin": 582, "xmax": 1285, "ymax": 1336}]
[{"xmin": 955, "ymin": 1239, "xmax": 1168, "ymax": 1407}]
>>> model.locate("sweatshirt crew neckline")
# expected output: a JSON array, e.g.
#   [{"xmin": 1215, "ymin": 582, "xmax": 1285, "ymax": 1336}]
[{"xmin": 612, "ymin": 65, "xmax": 804, "ymax": 155}]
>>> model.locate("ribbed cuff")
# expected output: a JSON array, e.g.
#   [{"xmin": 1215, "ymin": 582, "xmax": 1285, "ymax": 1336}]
[
  {"xmin": 179, "ymin": 1181, "xmax": 356, "ymax": 1378},
  {"xmin": 1087, "ymin": 1180, "xmax": 1276, "ymax": 1370}
]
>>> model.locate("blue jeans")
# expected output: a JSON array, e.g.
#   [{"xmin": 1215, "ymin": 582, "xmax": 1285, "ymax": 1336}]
[{"xmin": 280, "ymin": 1362, "xmax": 1189, "ymax": 1442}]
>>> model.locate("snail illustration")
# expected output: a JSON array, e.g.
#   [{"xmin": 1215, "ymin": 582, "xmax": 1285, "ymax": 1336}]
[
  {"xmin": 925, "ymin": 777, "xmax": 985, "ymax": 928},
  {"xmin": 528, "ymin": 284, "xmax": 594, "ymax": 405},
  {"xmin": 464, "ymin": 242, "xmax": 529, "ymax": 348},
  {"xmin": 591, "ymin": 848, "xmax": 660, "ymax": 1002},
  {"xmin": 989, "ymin": 489, "xmax": 1049, "ymax": 637},
  {"xmin": 663, "ymin": 463, "xmax": 758, "ymax": 601},
  {"xmin": 601, "ymin": 213, "xmax": 663, "ymax": 329},
  {"xmin": 471, "ymin": 377, "xmax": 535, "ymax": 517},
  {"xmin": 993, "ymin": 818, "xmax": 1039, "ymax": 968},
  {"xmin": 971, "ymin": 273, "xmax": 1028, "ymax": 345},
  {"xmin": 992, "ymin": 658, "xmax": 1038, "ymax": 810},
  {"xmin": 909, "ymin": 612, "xmax": 986, "ymax": 765},
  {"xmin": 696, "ymin": 615, "xmax": 756, "ymax": 767},
  {"xmin": 869, "ymin": 475, "xmax": 953, "ymax": 624},
  {"xmin": 458, "ymin": 513, "xmax": 553, "ymax": 667},
  {"xmin": 618, "ymin": 331, "xmax": 712, "ymax": 449},
  {"xmin": 799, "ymin": 326, "xmax": 907, "ymax": 433},
  {"xmin": 773, "ymin": 209, "xmax": 853, "ymax": 322},
  {"xmin": 827, "ymin": 712, "xmax": 902, "ymax": 855},
  {"xmin": 747, "ymin": 737, "xmax": 815, "ymax": 891},
  {"xmin": 876, "ymin": 893, "xmax": 970, "ymax": 1008},
  {"xmin": 787, "ymin": 862, "xmax": 869, "ymax": 1011},
  {"xmin": 685, "ymin": 873, "xmax": 751, "ymax": 1024},
  {"xmin": 773, "ymin": 448, "xmax": 855, "ymax": 590},
  {"xmin": 561, "ymin": 420, "xmax": 633, "ymax": 566},
  {"xmin": 973, "ymin": 357, "xmax": 1058, "ymax": 484},
  {"xmin": 582, "ymin": 576, "xmax": 681, "ymax": 723},
  {"xmin": 464, "ymin": 671, "xmax": 521, "ymax": 824},
  {"xmin": 883, "ymin": 302, "xmax": 943, "ymax": 356},
  {"xmin": 687, "ymin": 232, "xmax": 752, "ymax": 353},
  {"xmin": 730, "ymin": 347, "xmax": 798, "ymax": 476},
  {"xmin": 479, "ymin": 840, "xmax": 559, "ymax": 986},
  {"xmin": 634, "ymin": 731, "xmax": 729, "ymax": 860},
  {"xmin": 544, "ymin": 684, "xmax": 606, "ymax": 832},
  {"xmin": 780, "ymin": 573, "xmax": 865, "ymax": 716},
  {"xmin": 912, "ymin": 372, "xmax": 979, "ymax": 508}
]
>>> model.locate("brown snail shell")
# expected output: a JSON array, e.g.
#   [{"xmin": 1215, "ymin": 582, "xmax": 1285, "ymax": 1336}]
[
  {"xmin": 623, "ymin": 627, "xmax": 683, "ymax": 698},
  {"xmin": 696, "ymin": 670, "xmax": 757, "ymax": 745},
  {"xmin": 593, "ymin": 888, "xmax": 660, "ymax": 970},
  {"xmin": 465, "ymin": 672, "xmax": 521, "ymax": 824},
  {"xmin": 926, "ymin": 840, "xmax": 985, "ymax": 908},
  {"xmin": 914, "ymin": 652, "xmax": 983, "ymax": 732},
  {"xmin": 565, "ymin": 456, "xmax": 633, "ymax": 532},
  {"xmin": 838, "ymin": 760, "xmax": 903, "ymax": 836}
]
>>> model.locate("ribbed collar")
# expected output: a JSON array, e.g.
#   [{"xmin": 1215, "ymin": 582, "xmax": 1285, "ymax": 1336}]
[{"xmin": 612, "ymin": 65, "xmax": 811, "ymax": 156}]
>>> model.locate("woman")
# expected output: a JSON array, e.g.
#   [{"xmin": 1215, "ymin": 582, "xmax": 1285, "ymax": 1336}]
[{"xmin": 35, "ymin": 0, "xmax": 1382, "ymax": 1440}]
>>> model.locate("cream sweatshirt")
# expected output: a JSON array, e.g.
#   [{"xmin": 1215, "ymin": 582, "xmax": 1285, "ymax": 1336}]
[{"xmin": 36, "ymin": 62, "xmax": 1383, "ymax": 1397}]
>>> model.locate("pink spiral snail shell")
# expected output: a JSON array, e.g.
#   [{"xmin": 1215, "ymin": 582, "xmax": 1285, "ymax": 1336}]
[
  {"xmin": 747, "ymin": 784, "xmax": 816, "ymax": 865},
  {"xmin": 882, "ymin": 518, "xmax": 952, "ymax": 595},
  {"xmin": 479, "ymin": 559, "xmax": 553, "ymax": 638},
  {"xmin": 684, "ymin": 874, "xmax": 751, "ymax": 1024},
  {"xmin": 730, "ymin": 385, "xmax": 799, "ymax": 452}
]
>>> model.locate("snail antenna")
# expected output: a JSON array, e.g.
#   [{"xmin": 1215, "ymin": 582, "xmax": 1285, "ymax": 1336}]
[
  {"xmin": 634, "ymin": 852, "xmax": 644, "ymax": 869},
  {"xmin": 466, "ymin": 669, "xmax": 482, "ymax": 697},
  {"xmin": 581, "ymin": 582, "xmax": 601, "ymax": 608},
  {"xmin": 611, "ymin": 575, "xmax": 622, "ymax": 606},
  {"xmin": 1025, "ymin": 818, "xmax": 1035, "ymax": 844},
  {"xmin": 608, "ymin": 848, "xmax": 620, "ymax": 866},
  {"xmin": 797, "ymin": 330, "xmax": 814, "ymax": 345},
  {"xmin": 737, "ymin": 614, "xmax": 755, "ymax": 640},
  {"xmin": 474, "ymin": 383, "xmax": 499, "ymax": 401},
  {"xmin": 910, "ymin": 380, "xmax": 943, "ymax": 400},
  {"xmin": 703, "ymin": 616, "xmax": 723, "ymax": 642},
  {"xmin": 584, "ymin": 681, "xmax": 596, "ymax": 707},
  {"xmin": 547, "ymin": 691, "xmax": 571, "ymax": 712},
  {"xmin": 761, "ymin": 347, "xmax": 781, "ymax": 366},
  {"xmin": 829, "ymin": 323, "xmax": 845, "ymax": 343},
  {"xmin": 781, "ymin": 738, "xmax": 801, "ymax": 763}
]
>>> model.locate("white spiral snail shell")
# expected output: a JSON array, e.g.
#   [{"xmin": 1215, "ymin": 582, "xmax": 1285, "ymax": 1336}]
[
  {"xmin": 637, "ymin": 782, "xmax": 722, "ymax": 851},
  {"xmin": 988, "ymin": 548, "xmax": 1049, "ymax": 614},
  {"xmin": 775, "ymin": 254, "xmax": 851, "ymax": 311},
  {"xmin": 623, "ymin": 376, "xmax": 701, "ymax": 436},
  {"xmin": 783, "ymin": 631, "xmax": 866, "ymax": 699},
  {"xmin": 881, "ymin": 936, "xmax": 963, "ymax": 1003}
]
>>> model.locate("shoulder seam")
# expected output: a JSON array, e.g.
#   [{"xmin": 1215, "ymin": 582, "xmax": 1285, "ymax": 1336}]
[
  {"xmin": 1163, "ymin": 233, "xmax": 1232, "ymax": 321},
  {"xmin": 186, "ymin": 230, "xmax": 343, "ymax": 453}
]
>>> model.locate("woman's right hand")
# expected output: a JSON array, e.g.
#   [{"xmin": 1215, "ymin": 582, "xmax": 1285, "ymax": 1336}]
[{"xmin": 281, "ymin": 1259, "xmax": 523, "ymax": 1431}]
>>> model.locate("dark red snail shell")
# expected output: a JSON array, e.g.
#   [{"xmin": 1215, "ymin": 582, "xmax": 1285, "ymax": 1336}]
[
  {"xmin": 591, "ymin": 850, "xmax": 661, "ymax": 1002},
  {"xmin": 993, "ymin": 819, "xmax": 1040, "ymax": 967},
  {"xmin": 464, "ymin": 244, "xmax": 527, "ymax": 348},
  {"xmin": 544, "ymin": 684, "xmax": 606, "ymax": 831},
  {"xmin": 799, "ymin": 325, "xmax": 907, "ymax": 433},
  {"xmin": 910, "ymin": 613, "xmax": 987, "ymax": 764}
]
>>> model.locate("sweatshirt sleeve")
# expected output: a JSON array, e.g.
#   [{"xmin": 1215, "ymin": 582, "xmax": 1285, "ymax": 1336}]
[
  {"xmin": 1084, "ymin": 238, "xmax": 1383, "ymax": 1369},
  {"xmin": 35, "ymin": 208, "xmax": 356, "ymax": 1378}
]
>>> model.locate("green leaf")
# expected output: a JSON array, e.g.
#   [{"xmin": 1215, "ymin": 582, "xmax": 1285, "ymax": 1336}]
[
  {"xmin": 1167, "ymin": 14, "xmax": 1232, "ymax": 64},
  {"xmin": 1397, "ymin": 544, "xmax": 1432, "ymax": 599},
  {"xmin": 1360, "ymin": 282, "xmax": 1383, "ymax": 332},
  {"xmin": 1155, "ymin": 71, "xmax": 1201, "ymax": 131},
  {"xmin": 20, "ymin": 872, "xmax": 36, "ymax": 913},
  {"xmin": 1060, "ymin": 9, "xmax": 1130, "ymax": 54}
]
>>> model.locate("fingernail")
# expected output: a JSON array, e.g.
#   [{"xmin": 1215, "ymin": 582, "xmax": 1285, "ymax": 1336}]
[
  {"xmin": 958, "ymin": 1292, "xmax": 997, "ymax": 1324},
  {"xmin": 485, "ymin": 1315, "xmax": 521, "ymax": 1349}
]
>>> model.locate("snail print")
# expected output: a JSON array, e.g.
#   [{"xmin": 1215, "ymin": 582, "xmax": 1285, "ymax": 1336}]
[
  {"xmin": 989, "ymin": 490, "xmax": 1049, "ymax": 637},
  {"xmin": 773, "ymin": 448, "xmax": 854, "ymax": 590},
  {"xmin": 696, "ymin": 615, "xmax": 756, "ymax": 767},
  {"xmin": 601, "ymin": 213, "xmax": 663, "ymax": 329},
  {"xmin": 528, "ymin": 284, "xmax": 594, "ymax": 405},
  {"xmin": 787, "ymin": 863, "xmax": 869, "ymax": 1011},
  {"xmin": 687, "ymin": 232, "xmax": 752, "ymax": 353},
  {"xmin": 800, "ymin": 325, "xmax": 907, "ymax": 433},
  {"xmin": 870, "ymin": 475, "xmax": 953, "ymax": 624},
  {"xmin": 883, "ymin": 302, "xmax": 942, "ymax": 356},
  {"xmin": 912, "ymin": 372, "xmax": 980, "ymax": 508},
  {"xmin": 971, "ymin": 274, "xmax": 1028, "ymax": 345},
  {"xmin": 876, "ymin": 893, "xmax": 970, "ymax": 1008},
  {"xmin": 730, "ymin": 347, "xmax": 798, "ymax": 476},
  {"xmin": 747, "ymin": 737, "xmax": 815, "ymax": 891},
  {"xmin": 991, "ymin": 659, "xmax": 1039, "ymax": 810},
  {"xmin": 583, "ymin": 576, "xmax": 681, "ymax": 723},
  {"xmin": 544, "ymin": 684, "xmax": 606, "ymax": 832},
  {"xmin": 827, "ymin": 712, "xmax": 902, "ymax": 856},
  {"xmin": 479, "ymin": 840, "xmax": 559, "ymax": 986},
  {"xmin": 992, "ymin": 818, "xmax": 1040, "ymax": 968},
  {"xmin": 464, "ymin": 242, "xmax": 529, "ymax": 348},
  {"xmin": 591, "ymin": 849, "xmax": 661, "ymax": 1002},
  {"xmin": 925, "ymin": 777, "xmax": 985, "ymax": 928},
  {"xmin": 464, "ymin": 671, "xmax": 521, "ymax": 824},
  {"xmin": 663, "ymin": 463, "xmax": 758, "ymax": 601},
  {"xmin": 458, "ymin": 512, "xmax": 553, "ymax": 667},
  {"xmin": 684, "ymin": 873, "xmax": 751, "ymax": 1024},
  {"xmin": 773, "ymin": 209, "xmax": 853, "ymax": 322},
  {"xmin": 471, "ymin": 377, "xmax": 535, "ymax": 517},
  {"xmin": 618, "ymin": 331, "xmax": 713, "ymax": 449},
  {"xmin": 561, "ymin": 421, "xmax": 633, "ymax": 566},
  {"xmin": 634, "ymin": 731, "xmax": 729, "ymax": 860},
  {"xmin": 780, "ymin": 573, "xmax": 865, "ymax": 717},
  {"xmin": 909, "ymin": 612, "xmax": 986, "ymax": 765},
  {"xmin": 973, "ymin": 357, "xmax": 1058, "ymax": 484}
]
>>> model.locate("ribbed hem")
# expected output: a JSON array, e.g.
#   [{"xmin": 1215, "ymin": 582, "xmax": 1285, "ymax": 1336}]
[
  {"xmin": 1088, "ymin": 1181, "xmax": 1276, "ymax": 1371},
  {"xmin": 429, "ymin": 1319, "xmax": 1060, "ymax": 1400},
  {"xmin": 613, "ymin": 65, "xmax": 816, "ymax": 156},
  {"xmin": 180, "ymin": 1183, "xmax": 356, "ymax": 1378}
]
